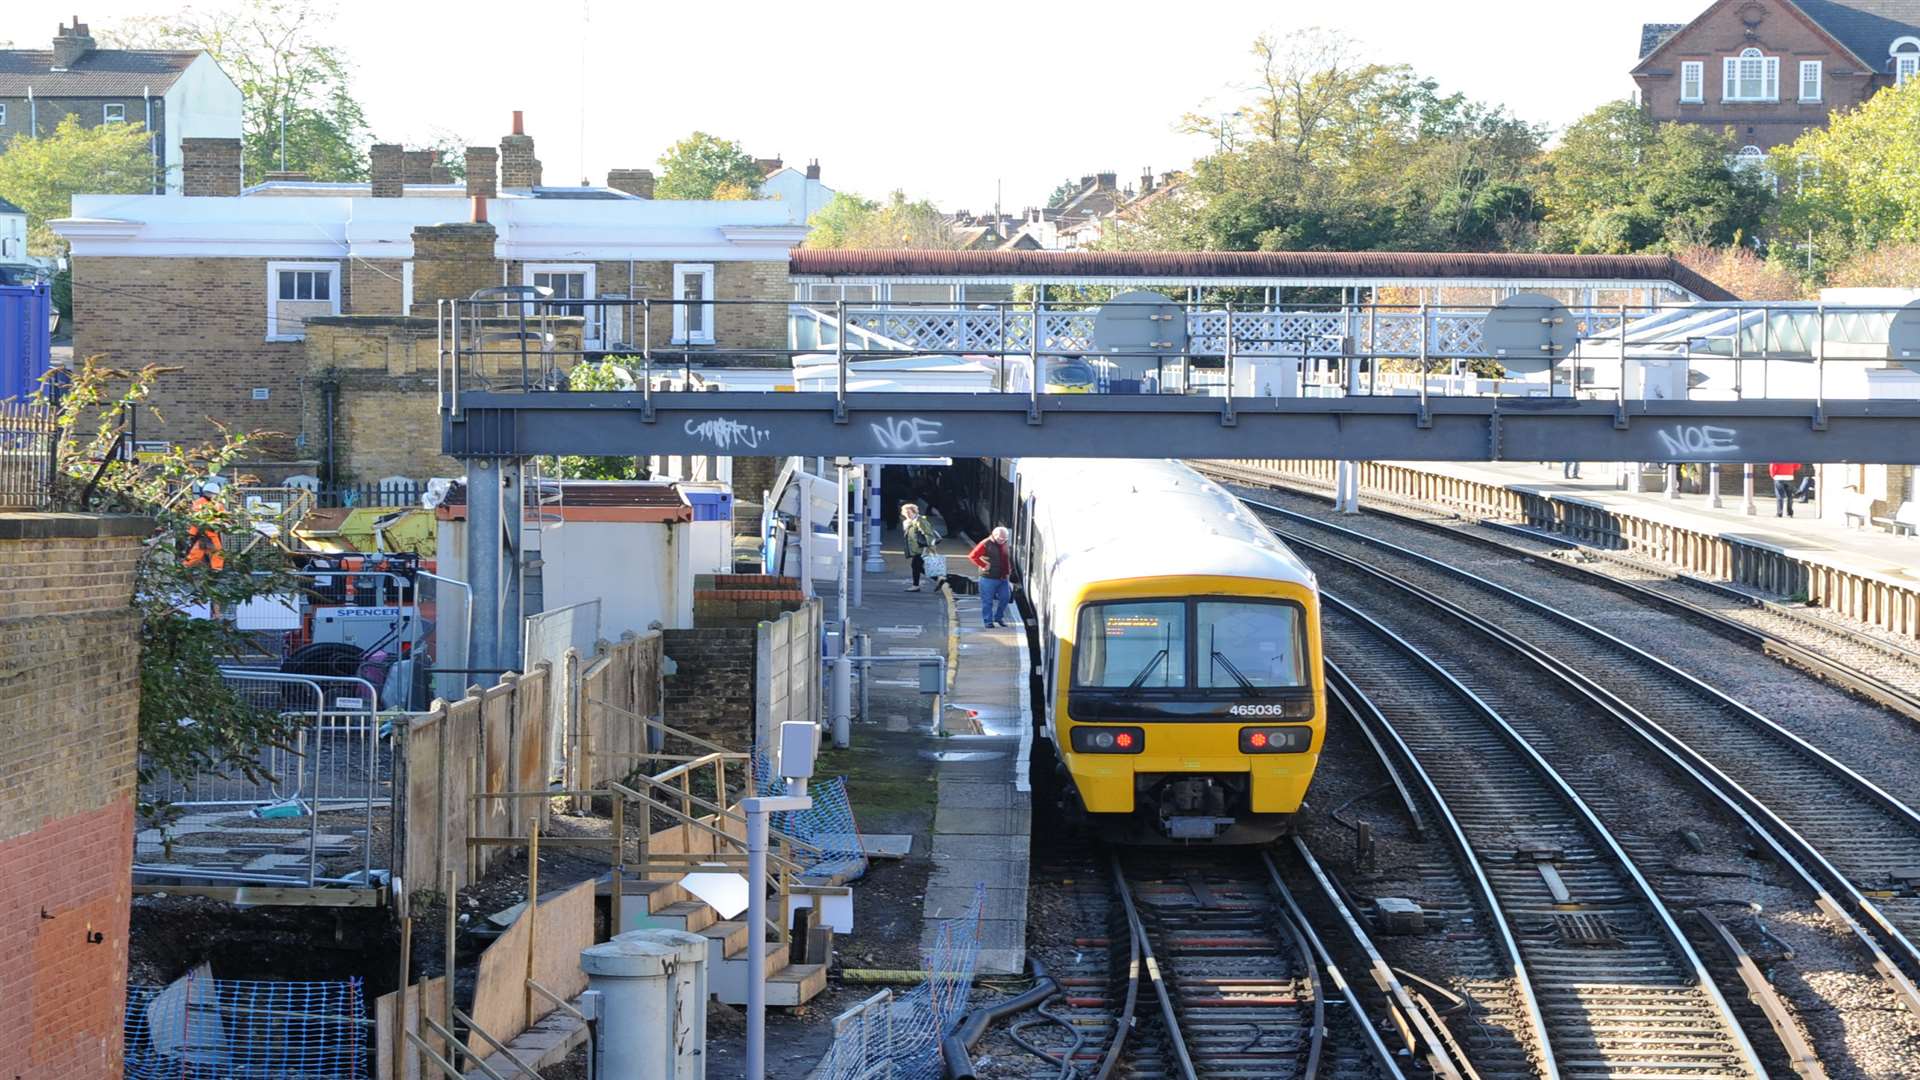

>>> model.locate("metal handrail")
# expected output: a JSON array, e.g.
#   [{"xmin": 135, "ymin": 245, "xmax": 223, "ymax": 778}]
[
  {"xmin": 585, "ymin": 696, "xmax": 749, "ymax": 758},
  {"xmin": 607, "ymin": 779, "xmax": 815, "ymax": 869}
]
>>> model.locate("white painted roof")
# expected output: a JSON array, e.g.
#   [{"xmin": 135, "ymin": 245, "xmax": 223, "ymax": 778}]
[
  {"xmin": 51, "ymin": 192, "xmax": 808, "ymax": 261},
  {"xmin": 1016, "ymin": 458, "xmax": 1313, "ymax": 625}
]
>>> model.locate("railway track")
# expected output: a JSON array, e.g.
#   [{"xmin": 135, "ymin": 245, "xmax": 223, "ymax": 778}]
[
  {"xmin": 1105, "ymin": 849, "xmax": 1394, "ymax": 1080},
  {"xmin": 1197, "ymin": 462, "xmax": 1920, "ymax": 722},
  {"xmin": 1237, "ymin": 492, "xmax": 1920, "ymax": 1022},
  {"xmin": 1317, "ymin": 597, "xmax": 1766, "ymax": 1078}
]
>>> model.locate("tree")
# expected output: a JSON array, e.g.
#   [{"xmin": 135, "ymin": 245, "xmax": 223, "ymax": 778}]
[
  {"xmin": 1537, "ymin": 101, "xmax": 1773, "ymax": 254},
  {"xmin": 1159, "ymin": 29, "xmax": 1544, "ymax": 253},
  {"xmin": 539, "ymin": 360, "xmax": 641, "ymax": 480},
  {"xmin": 1772, "ymin": 80, "xmax": 1920, "ymax": 275},
  {"xmin": 1673, "ymin": 243, "xmax": 1805, "ymax": 300},
  {"xmin": 805, "ymin": 191, "xmax": 960, "ymax": 249},
  {"xmin": 47, "ymin": 360, "xmax": 302, "ymax": 817},
  {"xmin": 105, "ymin": 0, "xmax": 371, "ymax": 182},
  {"xmin": 1827, "ymin": 242, "xmax": 1920, "ymax": 289},
  {"xmin": 0, "ymin": 115, "xmax": 153, "ymax": 254},
  {"xmin": 655, "ymin": 132, "xmax": 762, "ymax": 200}
]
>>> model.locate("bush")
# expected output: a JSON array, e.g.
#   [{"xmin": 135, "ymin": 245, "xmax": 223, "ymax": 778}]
[
  {"xmin": 1673, "ymin": 244, "xmax": 1805, "ymax": 300},
  {"xmin": 1826, "ymin": 243, "xmax": 1920, "ymax": 290},
  {"xmin": 51, "ymin": 266, "xmax": 72, "ymax": 321}
]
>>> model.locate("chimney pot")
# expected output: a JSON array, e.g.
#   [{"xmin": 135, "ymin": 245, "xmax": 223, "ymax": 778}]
[{"xmin": 512, "ymin": 110, "xmax": 524, "ymax": 136}]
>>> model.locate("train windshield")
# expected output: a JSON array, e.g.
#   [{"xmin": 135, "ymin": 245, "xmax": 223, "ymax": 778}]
[
  {"xmin": 1074, "ymin": 602, "xmax": 1187, "ymax": 689},
  {"xmin": 1074, "ymin": 598, "xmax": 1307, "ymax": 691}
]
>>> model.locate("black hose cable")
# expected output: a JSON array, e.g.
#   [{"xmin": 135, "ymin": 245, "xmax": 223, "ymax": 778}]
[
  {"xmin": 1007, "ymin": 995, "xmax": 1086, "ymax": 1080},
  {"xmin": 941, "ymin": 957, "xmax": 1061, "ymax": 1080}
]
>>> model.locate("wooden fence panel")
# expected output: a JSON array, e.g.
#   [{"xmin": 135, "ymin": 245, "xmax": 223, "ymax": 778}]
[
  {"xmin": 467, "ymin": 879, "xmax": 596, "ymax": 1059},
  {"xmin": 445, "ymin": 695, "xmax": 481, "ymax": 885},
  {"xmin": 510, "ymin": 665, "xmax": 550, "ymax": 836},
  {"xmin": 373, "ymin": 975, "xmax": 447, "ymax": 1080}
]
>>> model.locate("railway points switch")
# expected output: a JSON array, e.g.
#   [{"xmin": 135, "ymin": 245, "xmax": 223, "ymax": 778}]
[{"xmin": 1374, "ymin": 897, "xmax": 1426, "ymax": 934}]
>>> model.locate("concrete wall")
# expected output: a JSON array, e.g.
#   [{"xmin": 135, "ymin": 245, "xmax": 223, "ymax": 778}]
[
  {"xmin": 0, "ymin": 514, "xmax": 148, "ymax": 1077},
  {"xmin": 543, "ymin": 519, "xmax": 698, "ymax": 634}
]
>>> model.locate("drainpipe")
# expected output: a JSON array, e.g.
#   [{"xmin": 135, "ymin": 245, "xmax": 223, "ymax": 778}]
[
  {"xmin": 322, "ymin": 378, "xmax": 338, "ymax": 485},
  {"xmin": 28, "ymin": 87, "xmax": 36, "ymax": 138},
  {"xmin": 144, "ymin": 86, "xmax": 159, "ymax": 193}
]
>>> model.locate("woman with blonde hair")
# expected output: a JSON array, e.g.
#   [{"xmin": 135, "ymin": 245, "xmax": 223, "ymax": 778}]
[{"xmin": 900, "ymin": 503, "xmax": 940, "ymax": 591}]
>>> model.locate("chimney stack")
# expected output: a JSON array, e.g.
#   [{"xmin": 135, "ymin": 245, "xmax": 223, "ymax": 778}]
[
  {"xmin": 409, "ymin": 223, "xmax": 501, "ymax": 317},
  {"xmin": 181, "ymin": 138, "xmax": 242, "ymax": 196},
  {"xmin": 402, "ymin": 149, "xmax": 437, "ymax": 184},
  {"xmin": 370, "ymin": 143, "xmax": 405, "ymax": 198},
  {"xmin": 805, "ymin": 160, "xmax": 820, "ymax": 181},
  {"xmin": 464, "ymin": 146, "xmax": 499, "ymax": 199},
  {"xmin": 499, "ymin": 111, "xmax": 541, "ymax": 188},
  {"xmin": 606, "ymin": 168, "xmax": 656, "ymax": 198},
  {"xmin": 51, "ymin": 17, "xmax": 94, "ymax": 70},
  {"xmin": 1096, "ymin": 171, "xmax": 1117, "ymax": 190},
  {"xmin": 1141, "ymin": 167, "xmax": 1154, "ymax": 193}
]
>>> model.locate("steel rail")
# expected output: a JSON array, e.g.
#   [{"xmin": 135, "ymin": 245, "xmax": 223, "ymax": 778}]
[
  {"xmin": 1248, "ymin": 497, "xmax": 1920, "ymax": 1016},
  {"xmin": 1317, "ymin": 644, "xmax": 1554, "ymax": 1080},
  {"xmin": 1269, "ymin": 843, "xmax": 1449, "ymax": 1080},
  {"xmin": 1321, "ymin": 593, "xmax": 1768, "ymax": 1077},
  {"xmin": 1325, "ymin": 660, "xmax": 1426, "ymax": 840},
  {"xmin": 1109, "ymin": 851, "xmax": 1200, "ymax": 1080}
]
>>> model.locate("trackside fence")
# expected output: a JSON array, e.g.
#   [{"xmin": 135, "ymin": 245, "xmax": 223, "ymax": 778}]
[{"xmin": 820, "ymin": 883, "xmax": 986, "ymax": 1080}]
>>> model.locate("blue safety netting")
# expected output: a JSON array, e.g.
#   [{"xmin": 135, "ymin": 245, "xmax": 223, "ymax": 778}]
[
  {"xmin": 821, "ymin": 882, "xmax": 987, "ymax": 1080},
  {"xmin": 124, "ymin": 974, "xmax": 369, "ymax": 1080},
  {"xmin": 754, "ymin": 752, "xmax": 869, "ymax": 882}
]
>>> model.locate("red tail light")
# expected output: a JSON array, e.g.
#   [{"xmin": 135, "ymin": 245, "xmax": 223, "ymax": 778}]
[{"xmin": 1070, "ymin": 726, "xmax": 1146, "ymax": 754}]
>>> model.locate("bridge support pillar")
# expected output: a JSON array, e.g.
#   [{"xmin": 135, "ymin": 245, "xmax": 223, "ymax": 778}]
[
  {"xmin": 467, "ymin": 458, "xmax": 503, "ymax": 679},
  {"xmin": 1333, "ymin": 462, "xmax": 1361, "ymax": 514}
]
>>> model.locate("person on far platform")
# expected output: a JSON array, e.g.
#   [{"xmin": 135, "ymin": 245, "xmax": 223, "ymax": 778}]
[
  {"xmin": 1769, "ymin": 461, "xmax": 1801, "ymax": 517},
  {"xmin": 970, "ymin": 526, "xmax": 1014, "ymax": 628}
]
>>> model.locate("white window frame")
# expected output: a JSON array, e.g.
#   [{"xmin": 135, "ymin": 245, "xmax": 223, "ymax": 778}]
[
  {"xmin": 102, "ymin": 103, "xmax": 125, "ymax": 123},
  {"xmin": 0, "ymin": 103, "xmax": 8, "ymax": 126},
  {"xmin": 1723, "ymin": 47, "xmax": 1779, "ymax": 102},
  {"xmin": 265, "ymin": 261, "xmax": 341, "ymax": 342},
  {"xmin": 1895, "ymin": 38, "xmax": 1920, "ymax": 85},
  {"xmin": 522, "ymin": 263, "xmax": 600, "ymax": 350},
  {"xmin": 672, "ymin": 263, "xmax": 716, "ymax": 345},
  {"xmin": 401, "ymin": 261, "xmax": 414, "ymax": 316},
  {"xmin": 1799, "ymin": 60, "xmax": 1822, "ymax": 101},
  {"xmin": 1680, "ymin": 61, "xmax": 1705, "ymax": 102}
]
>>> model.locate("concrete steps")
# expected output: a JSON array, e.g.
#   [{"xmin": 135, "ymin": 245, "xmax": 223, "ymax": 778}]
[{"xmin": 601, "ymin": 870, "xmax": 830, "ymax": 1007}]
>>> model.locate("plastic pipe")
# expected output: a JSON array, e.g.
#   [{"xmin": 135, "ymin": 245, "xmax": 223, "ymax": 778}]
[{"xmin": 941, "ymin": 959, "xmax": 1058, "ymax": 1080}]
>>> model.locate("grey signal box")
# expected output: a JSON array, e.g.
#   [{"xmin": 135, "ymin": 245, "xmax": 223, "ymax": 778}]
[{"xmin": 1483, "ymin": 292, "xmax": 1577, "ymax": 375}]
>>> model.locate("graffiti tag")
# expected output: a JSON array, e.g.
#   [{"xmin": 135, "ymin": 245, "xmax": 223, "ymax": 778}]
[
  {"xmin": 1654, "ymin": 424, "xmax": 1741, "ymax": 458},
  {"xmin": 684, "ymin": 417, "xmax": 771, "ymax": 451},
  {"xmin": 870, "ymin": 416, "xmax": 955, "ymax": 453}
]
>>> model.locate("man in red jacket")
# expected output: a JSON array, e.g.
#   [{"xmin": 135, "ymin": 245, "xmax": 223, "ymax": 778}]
[
  {"xmin": 969, "ymin": 526, "xmax": 1014, "ymax": 628},
  {"xmin": 1768, "ymin": 462, "xmax": 1801, "ymax": 518}
]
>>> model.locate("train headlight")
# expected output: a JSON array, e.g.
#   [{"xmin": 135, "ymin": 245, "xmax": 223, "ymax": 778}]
[
  {"xmin": 1070, "ymin": 726, "xmax": 1146, "ymax": 754},
  {"xmin": 1239, "ymin": 727, "xmax": 1312, "ymax": 753}
]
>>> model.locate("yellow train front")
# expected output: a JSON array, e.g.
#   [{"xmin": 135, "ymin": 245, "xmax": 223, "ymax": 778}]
[{"xmin": 1013, "ymin": 458, "xmax": 1323, "ymax": 844}]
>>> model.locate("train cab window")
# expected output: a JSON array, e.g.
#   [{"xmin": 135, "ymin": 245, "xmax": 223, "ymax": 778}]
[
  {"xmin": 1075, "ymin": 602, "xmax": 1187, "ymax": 689},
  {"xmin": 1196, "ymin": 601, "xmax": 1307, "ymax": 688}
]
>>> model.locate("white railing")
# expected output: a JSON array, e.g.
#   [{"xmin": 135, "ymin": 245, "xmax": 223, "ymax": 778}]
[{"xmin": 790, "ymin": 306, "xmax": 1635, "ymax": 360}]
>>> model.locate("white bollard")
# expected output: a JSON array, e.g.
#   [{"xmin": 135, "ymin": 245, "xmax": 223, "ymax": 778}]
[
  {"xmin": 581, "ymin": 937, "xmax": 679, "ymax": 1080},
  {"xmin": 620, "ymin": 930, "xmax": 709, "ymax": 1079}
]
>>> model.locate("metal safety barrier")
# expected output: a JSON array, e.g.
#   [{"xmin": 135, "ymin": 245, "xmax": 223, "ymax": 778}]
[{"xmin": 124, "ymin": 974, "xmax": 369, "ymax": 1080}]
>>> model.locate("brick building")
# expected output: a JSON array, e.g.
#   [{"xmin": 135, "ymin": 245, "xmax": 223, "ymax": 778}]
[
  {"xmin": 0, "ymin": 513, "xmax": 148, "ymax": 1078},
  {"xmin": 52, "ymin": 115, "xmax": 807, "ymax": 481},
  {"xmin": 0, "ymin": 17, "xmax": 243, "ymax": 194},
  {"xmin": 1634, "ymin": 0, "xmax": 1920, "ymax": 152}
]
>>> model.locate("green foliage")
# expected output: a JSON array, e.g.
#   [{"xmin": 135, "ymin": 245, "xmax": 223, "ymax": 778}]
[
  {"xmin": 1537, "ymin": 100, "xmax": 1773, "ymax": 254},
  {"xmin": 539, "ymin": 360, "xmax": 641, "ymax": 479},
  {"xmin": 107, "ymin": 0, "xmax": 372, "ymax": 182},
  {"xmin": 1142, "ymin": 29, "xmax": 1543, "ymax": 254},
  {"xmin": 1047, "ymin": 178, "xmax": 1082, "ymax": 208},
  {"xmin": 0, "ymin": 115, "xmax": 154, "ymax": 254},
  {"xmin": 805, "ymin": 191, "xmax": 959, "ymax": 250},
  {"xmin": 654, "ymin": 132, "xmax": 762, "ymax": 200},
  {"xmin": 46, "ymin": 360, "xmax": 302, "ymax": 807},
  {"xmin": 1772, "ymin": 80, "xmax": 1920, "ymax": 276},
  {"xmin": 52, "ymin": 267, "xmax": 74, "ymax": 320}
]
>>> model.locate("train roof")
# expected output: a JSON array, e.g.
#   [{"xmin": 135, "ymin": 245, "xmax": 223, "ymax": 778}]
[{"xmin": 1017, "ymin": 459, "xmax": 1314, "ymax": 611}]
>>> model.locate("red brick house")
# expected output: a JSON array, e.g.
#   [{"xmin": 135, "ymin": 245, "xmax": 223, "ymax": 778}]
[{"xmin": 1634, "ymin": 0, "xmax": 1920, "ymax": 152}]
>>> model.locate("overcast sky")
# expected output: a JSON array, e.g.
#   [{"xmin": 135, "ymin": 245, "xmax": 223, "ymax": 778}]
[{"xmin": 2, "ymin": 0, "xmax": 1689, "ymax": 209}]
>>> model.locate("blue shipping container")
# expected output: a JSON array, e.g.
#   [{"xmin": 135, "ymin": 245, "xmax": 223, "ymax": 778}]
[{"xmin": 0, "ymin": 282, "xmax": 52, "ymax": 402}]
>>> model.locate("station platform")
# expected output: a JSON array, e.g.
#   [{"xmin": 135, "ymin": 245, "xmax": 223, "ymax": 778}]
[
  {"xmin": 838, "ymin": 535, "xmax": 1031, "ymax": 977},
  {"xmin": 1402, "ymin": 460, "xmax": 1920, "ymax": 583}
]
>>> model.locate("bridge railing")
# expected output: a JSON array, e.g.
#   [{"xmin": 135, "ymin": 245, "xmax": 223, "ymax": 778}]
[{"xmin": 435, "ymin": 296, "xmax": 1919, "ymax": 415}]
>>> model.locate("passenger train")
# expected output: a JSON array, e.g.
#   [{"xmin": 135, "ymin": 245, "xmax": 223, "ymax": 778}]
[{"xmin": 1007, "ymin": 458, "xmax": 1325, "ymax": 843}]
